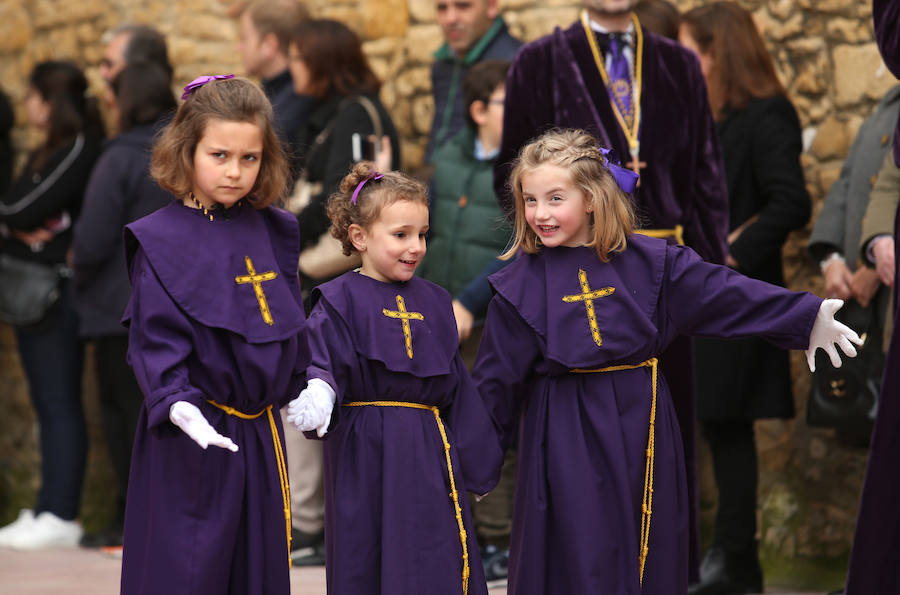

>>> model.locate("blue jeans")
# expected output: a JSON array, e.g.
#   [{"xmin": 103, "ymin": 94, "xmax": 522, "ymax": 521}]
[{"xmin": 14, "ymin": 280, "xmax": 86, "ymax": 520}]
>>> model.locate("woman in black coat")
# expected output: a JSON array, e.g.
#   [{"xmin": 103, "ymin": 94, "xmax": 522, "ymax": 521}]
[
  {"xmin": 286, "ymin": 18, "xmax": 400, "ymax": 297},
  {"xmin": 71, "ymin": 62, "xmax": 176, "ymax": 547},
  {"xmin": 0, "ymin": 61, "xmax": 104, "ymax": 549},
  {"xmin": 680, "ymin": 4, "xmax": 811, "ymax": 593}
]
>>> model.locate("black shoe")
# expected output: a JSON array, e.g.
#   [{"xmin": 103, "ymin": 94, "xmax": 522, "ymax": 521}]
[
  {"xmin": 290, "ymin": 528, "xmax": 325, "ymax": 566},
  {"xmin": 688, "ymin": 545, "xmax": 763, "ymax": 595},
  {"xmin": 481, "ymin": 544, "xmax": 509, "ymax": 588},
  {"xmin": 79, "ymin": 527, "xmax": 124, "ymax": 548}
]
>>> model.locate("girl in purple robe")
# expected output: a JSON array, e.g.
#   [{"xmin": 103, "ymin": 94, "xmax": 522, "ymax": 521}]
[
  {"xmin": 472, "ymin": 129, "xmax": 861, "ymax": 595},
  {"xmin": 120, "ymin": 76, "xmax": 308, "ymax": 595},
  {"xmin": 286, "ymin": 162, "xmax": 503, "ymax": 595}
]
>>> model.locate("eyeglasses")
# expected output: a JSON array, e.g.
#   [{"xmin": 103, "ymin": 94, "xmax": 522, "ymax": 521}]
[{"xmin": 487, "ymin": 99, "xmax": 505, "ymax": 106}]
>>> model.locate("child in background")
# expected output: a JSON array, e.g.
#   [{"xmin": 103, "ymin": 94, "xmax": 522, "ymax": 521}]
[
  {"xmin": 287, "ymin": 162, "xmax": 502, "ymax": 595},
  {"xmin": 420, "ymin": 59, "xmax": 513, "ymax": 345},
  {"xmin": 472, "ymin": 129, "xmax": 860, "ymax": 595},
  {"xmin": 120, "ymin": 75, "xmax": 308, "ymax": 595},
  {"xmin": 419, "ymin": 60, "xmax": 516, "ymax": 584}
]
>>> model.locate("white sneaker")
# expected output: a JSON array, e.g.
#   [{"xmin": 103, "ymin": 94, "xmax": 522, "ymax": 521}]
[
  {"xmin": 0, "ymin": 509, "xmax": 35, "ymax": 547},
  {"xmin": 10, "ymin": 511, "xmax": 83, "ymax": 550}
]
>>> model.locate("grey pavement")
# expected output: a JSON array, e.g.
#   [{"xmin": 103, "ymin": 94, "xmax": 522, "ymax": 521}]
[{"xmin": 0, "ymin": 546, "xmax": 829, "ymax": 594}]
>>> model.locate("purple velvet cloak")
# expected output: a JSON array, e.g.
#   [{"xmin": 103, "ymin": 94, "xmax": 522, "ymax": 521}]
[
  {"xmin": 875, "ymin": 0, "xmax": 900, "ymax": 167},
  {"xmin": 305, "ymin": 272, "xmax": 503, "ymax": 595},
  {"xmin": 120, "ymin": 201, "xmax": 309, "ymax": 595},
  {"xmin": 472, "ymin": 235, "xmax": 820, "ymax": 595},
  {"xmin": 495, "ymin": 21, "xmax": 728, "ymax": 264},
  {"xmin": 844, "ymin": 4, "xmax": 900, "ymax": 592}
]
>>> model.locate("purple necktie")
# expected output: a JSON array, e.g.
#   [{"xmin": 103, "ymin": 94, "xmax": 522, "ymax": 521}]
[{"xmin": 607, "ymin": 35, "xmax": 633, "ymax": 125}]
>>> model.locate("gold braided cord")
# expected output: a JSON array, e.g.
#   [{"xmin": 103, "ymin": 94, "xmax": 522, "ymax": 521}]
[
  {"xmin": 569, "ymin": 358, "xmax": 658, "ymax": 584},
  {"xmin": 635, "ymin": 225, "xmax": 685, "ymax": 246},
  {"xmin": 343, "ymin": 401, "xmax": 470, "ymax": 594},
  {"xmin": 206, "ymin": 400, "xmax": 293, "ymax": 566},
  {"xmin": 580, "ymin": 10, "xmax": 644, "ymax": 161}
]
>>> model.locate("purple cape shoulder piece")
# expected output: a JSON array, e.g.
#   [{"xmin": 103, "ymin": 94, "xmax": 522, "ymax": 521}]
[
  {"xmin": 488, "ymin": 236, "xmax": 667, "ymax": 369},
  {"xmin": 125, "ymin": 201, "xmax": 305, "ymax": 343},
  {"xmin": 312, "ymin": 272, "xmax": 459, "ymax": 377}
]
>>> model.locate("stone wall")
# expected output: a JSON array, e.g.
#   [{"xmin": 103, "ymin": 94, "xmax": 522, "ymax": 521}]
[{"xmin": 0, "ymin": 0, "xmax": 893, "ymax": 588}]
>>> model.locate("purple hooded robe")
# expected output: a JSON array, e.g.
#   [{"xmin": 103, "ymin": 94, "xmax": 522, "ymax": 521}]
[
  {"xmin": 494, "ymin": 23, "xmax": 731, "ymax": 575},
  {"xmin": 472, "ymin": 235, "xmax": 821, "ymax": 595},
  {"xmin": 304, "ymin": 271, "xmax": 503, "ymax": 595},
  {"xmin": 120, "ymin": 201, "xmax": 309, "ymax": 595}
]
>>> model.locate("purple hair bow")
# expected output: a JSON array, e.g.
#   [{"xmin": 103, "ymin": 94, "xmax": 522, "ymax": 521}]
[
  {"xmin": 181, "ymin": 74, "xmax": 236, "ymax": 100},
  {"xmin": 598, "ymin": 147, "xmax": 639, "ymax": 194},
  {"xmin": 351, "ymin": 172, "xmax": 383, "ymax": 205}
]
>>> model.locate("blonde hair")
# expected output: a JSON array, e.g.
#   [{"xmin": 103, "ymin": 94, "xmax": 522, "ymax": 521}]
[
  {"xmin": 327, "ymin": 162, "xmax": 428, "ymax": 255},
  {"xmin": 501, "ymin": 129, "xmax": 636, "ymax": 262},
  {"xmin": 151, "ymin": 76, "xmax": 289, "ymax": 208}
]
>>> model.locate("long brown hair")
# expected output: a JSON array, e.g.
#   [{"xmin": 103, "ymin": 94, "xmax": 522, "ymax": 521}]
[
  {"xmin": 29, "ymin": 61, "xmax": 104, "ymax": 172},
  {"xmin": 150, "ymin": 76, "xmax": 289, "ymax": 208},
  {"xmin": 501, "ymin": 129, "xmax": 636, "ymax": 263},
  {"xmin": 288, "ymin": 19, "xmax": 380, "ymax": 98},
  {"xmin": 681, "ymin": 1, "xmax": 784, "ymax": 118}
]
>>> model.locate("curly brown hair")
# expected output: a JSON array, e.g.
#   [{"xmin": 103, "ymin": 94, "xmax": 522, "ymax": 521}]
[
  {"xmin": 502, "ymin": 129, "xmax": 636, "ymax": 263},
  {"xmin": 150, "ymin": 76, "xmax": 289, "ymax": 208},
  {"xmin": 327, "ymin": 162, "xmax": 428, "ymax": 256}
]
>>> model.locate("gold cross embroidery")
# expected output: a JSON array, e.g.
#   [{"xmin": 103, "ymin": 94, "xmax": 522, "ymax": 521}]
[
  {"xmin": 382, "ymin": 295, "xmax": 424, "ymax": 359},
  {"xmin": 561, "ymin": 268, "xmax": 615, "ymax": 347},
  {"xmin": 234, "ymin": 256, "xmax": 278, "ymax": 326}
]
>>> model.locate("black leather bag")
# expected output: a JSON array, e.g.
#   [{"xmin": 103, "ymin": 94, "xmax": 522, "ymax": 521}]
[
  {"xmin": 807, "ymin": 298, "xmax": 883, "ymax": 435},
  {"xmin": 0, "ymin": 253, "xmax": 65, "ymax": 326}
]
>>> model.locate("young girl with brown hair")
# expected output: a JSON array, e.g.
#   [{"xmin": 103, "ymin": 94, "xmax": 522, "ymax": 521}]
[
  {"xmin": 120, "ymin": 75, "xmax": 306, "ymax": 595},
  {"xmin": 287, "ymin": 162, "xmax": 502, "ymax": 595},
  {"xmin": 471, "ymin": 129, "xmax": 858, "ymax": 595}
]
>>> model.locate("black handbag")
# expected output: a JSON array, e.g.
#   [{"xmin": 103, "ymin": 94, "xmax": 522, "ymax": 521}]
[
  {"xmin": 807, "ymin": 298, "xmax": 884, "ymax": 436},
  {"xmin": 0, "ymin": 253, "xmax": 66, "ymax": 326}
]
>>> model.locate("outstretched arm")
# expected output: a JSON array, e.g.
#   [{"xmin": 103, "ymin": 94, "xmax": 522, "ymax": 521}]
[{"xmin": 804, "ymin": 299, "xmax": 863, "ymax": 372}]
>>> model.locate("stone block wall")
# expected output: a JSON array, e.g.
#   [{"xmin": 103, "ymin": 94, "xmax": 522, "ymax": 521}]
[{"xmin": 0, "ymin": 0, "xmax": 893, "ymax": 587}]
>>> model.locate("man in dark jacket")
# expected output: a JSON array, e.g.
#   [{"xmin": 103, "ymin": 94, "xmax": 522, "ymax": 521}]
[
  {"xmin": 72, "ymin": 63, "xmax": 175, "ymax": 550},
  {"xmin": 428, "ymin": 0, "xmax": 522, "ymax": 159},
  {"xmin": 237, "ymin": 0, "xmax": 313, "ymax": 154}
]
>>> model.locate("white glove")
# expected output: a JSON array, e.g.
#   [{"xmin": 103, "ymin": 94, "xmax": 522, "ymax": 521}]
[
  {"xmin": 286, "ymin": 378, "xmax": 336, "ymax": 437},
  {"xmin": 805, "ymin": 299, "xmax": 864, "ymax": 372},
  {"xmin": 169, "ymin": 401, "xmax": 239, "ymax": 452}
]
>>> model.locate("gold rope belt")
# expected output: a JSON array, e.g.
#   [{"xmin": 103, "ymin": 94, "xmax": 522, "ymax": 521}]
[
  {"xmin": 207, "ymin": 400, "xmax": 292, "ymax": 567},
  {"xmin": 343, "ymin": 400, "xmax": 470, "ymax": 595},
  {"xmin": 636, "ymin": 224, "xmax": 684, "ymax": 246},
  {"xmin": 571, "ymin": 357, "xmax": 658, "ymax": 585}
]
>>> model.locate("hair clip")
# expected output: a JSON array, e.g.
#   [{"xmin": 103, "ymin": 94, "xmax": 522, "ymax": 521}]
[
  {"xmin": 351, "ymin": 172, "xmax": 384, "ymax": 205},
  {"xmin": 597, "ymin": 147, "xmax": 639, "ymax": 194},
  {"xmin": 181, "ymin": 74, "xmax": 235, "ymax": 100}
]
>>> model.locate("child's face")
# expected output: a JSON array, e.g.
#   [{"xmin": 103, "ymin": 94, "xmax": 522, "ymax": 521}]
[
  {"xmin": 356, "ymin": 199, "xmax": 429, "ymax": 283},
  {"xmin": 473, "ymin": 83, "xmax": 505, "ymax": 152},
  {"xmin": 192, "ymin": 118, "xmax": 263, "ymax": 208},
  {"xmin": 521, "ymin": 164, "xmax": 593, "ymax": 249}
]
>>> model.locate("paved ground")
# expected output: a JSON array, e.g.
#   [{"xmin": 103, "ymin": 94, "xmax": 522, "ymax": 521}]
[{"xmin": 0, "ymin": 546, "xmax": 831, "ymax": 594}]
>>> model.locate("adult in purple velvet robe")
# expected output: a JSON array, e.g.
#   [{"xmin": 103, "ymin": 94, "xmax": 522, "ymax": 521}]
[
  {"xmin": 304, "ymin": 271, "xmax": 503, "ymax": 595},
  {"xmin": 493, "ymin": 6, "xmax": 730, "ymax": 577},
  {"xmin": 845, "ymin": 2, "xmax": 900, "ymax": 592},
  {"xmin": 120, "ymin": 200, "xmax": 309, "ymax": 595},
  {"xmin": 472, "ymin": 235, "xmax": 821, "ymax": 595},
  {"xmin": 875, "ymin": 0, "xmax": 900, "ymax": 168}
]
